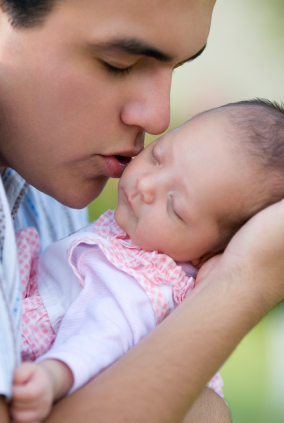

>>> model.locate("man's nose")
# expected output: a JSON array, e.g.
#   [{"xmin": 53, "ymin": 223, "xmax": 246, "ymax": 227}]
[
  {"xmin": 121, "ymin": 69, "xmax": 171, "ymax": 135},
  {"xmin": 136, "ymin": 174, "xmax": 155, "ymax": 204}
]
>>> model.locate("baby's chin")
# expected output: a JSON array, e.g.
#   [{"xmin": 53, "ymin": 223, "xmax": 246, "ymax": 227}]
[{"xmin": 114, "ymin": 208, "xmax": 134, "ymax": 239}]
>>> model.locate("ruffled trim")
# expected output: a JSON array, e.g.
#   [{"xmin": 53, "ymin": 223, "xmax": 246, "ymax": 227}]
[
  {"xmin": 67, "ymin": 210, "xmax": 195, "ymax": 323},
  {"xmin": 94, "ymin": 210, "xmax": 195, "ymax": 302}
]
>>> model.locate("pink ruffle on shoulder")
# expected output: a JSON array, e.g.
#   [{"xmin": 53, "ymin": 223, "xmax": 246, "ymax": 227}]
[
  {"xmin": 16, "ymin": 228, "xmax": 56, "ymax": 362},
  {"xmin": 67, "ymin": 210, "xmax": 195, "ymax": 324}
]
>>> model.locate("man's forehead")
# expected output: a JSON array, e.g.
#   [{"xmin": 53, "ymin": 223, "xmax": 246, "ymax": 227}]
[{"xmin": 61, "ymin": 0, "xmax": 214, "ymax": 58}]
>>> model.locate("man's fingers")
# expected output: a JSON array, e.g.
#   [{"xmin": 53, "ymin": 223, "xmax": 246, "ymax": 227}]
[
  {"xmin": 227, "ymin": 199, "xmax": 284, "ymax": 261},
  {"xmin": 216, "ymin": 199, "xmax": 284, "ymax": 309}
]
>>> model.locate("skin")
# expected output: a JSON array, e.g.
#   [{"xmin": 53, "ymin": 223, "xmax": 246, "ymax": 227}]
[
  {"xmin": 116, "ymin": 109, "xmax": 271, "ymax": 264},
  {"xmin": 2, "ymin": 0, "xmax": 284, "ymax": 422},
  {"xmin": 183, "ymin": 387, "xmax": 231, "ymax": 423},
  {"xmin": 0, "ymin": 0, "xmax": 213, "ymax": 208},
  {"xmin": 41, "ymin": 203, "xmax": 284, "ymax": 423},
  {"xmin": 11, "ymin": 361, "xmax": 73, "ymax": 423},
  {"xmin": 10, "ymin": 107, "xmax": 284, "ymax": 423},
  {"xmin": 11, "ymin": 362, "xmax": 229, "ymax": 423},
  {"xmin": 0, "ymin": 0, "xmax": 229, "ymax": 421},
  {"xmin": 0, "ymin": 397, "xmax": 9, "ymax": 423},
  {"xmin": 11, "ymin": 109, "xmax": 251, "ymax": 423}
]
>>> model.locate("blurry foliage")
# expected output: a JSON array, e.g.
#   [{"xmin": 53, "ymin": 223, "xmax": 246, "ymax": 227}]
[
  {"xmin": 254, "ymin": 0, "xmax": 284, "ymax": 38},
  {"xmin": 221, "ymin": 308, "xmax": 284, "ymax": 423},
  {"xmin": 264, "ymin": 0, "xmax": 284, "ymax": 15},
  {"xmin": 88, "ymin": 178, "xmax": 118, "ymax": 222}
]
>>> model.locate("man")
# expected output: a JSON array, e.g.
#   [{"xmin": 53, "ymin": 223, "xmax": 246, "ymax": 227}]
[{"xmin": 1, "ymin": 1, "xmax": 284, "ymax": 422}]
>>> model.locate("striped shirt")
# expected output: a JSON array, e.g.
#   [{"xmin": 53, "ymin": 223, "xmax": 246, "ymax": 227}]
[
  {"xmin": 0, "ymin": 168, "xmax": 27, "ymax": 398},
  {"xmin": 0, "ymin": 168, "xmax": 88, "ymax": 397}
]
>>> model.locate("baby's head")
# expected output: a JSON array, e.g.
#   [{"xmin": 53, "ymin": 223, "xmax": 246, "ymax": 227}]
[{"xmin": 115, "ymin": 99, "xmax": 284, "ymax": 265}]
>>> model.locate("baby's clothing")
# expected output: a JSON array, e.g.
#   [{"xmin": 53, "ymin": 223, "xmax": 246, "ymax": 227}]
[{"xmin": 18, "ymin": 210, "xmax": 223, "ymax": 396}]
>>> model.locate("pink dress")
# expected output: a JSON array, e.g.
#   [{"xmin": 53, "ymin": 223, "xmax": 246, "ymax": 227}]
[{"xmin": 17, "ymin": 210, "xmax": 223, "ymax": 396}]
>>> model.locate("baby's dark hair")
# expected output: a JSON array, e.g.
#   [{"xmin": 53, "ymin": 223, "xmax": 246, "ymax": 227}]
[
  {"xmin": 220, "ymin": 98, "xmax": 284, "ymax": 172},
  {"xmin": 1, "ymin": 0, "xmax": 59, "ymax": 27},
  {"xmin": 208, "ymin": 99, "xmax": 284, "ymax": 246}
]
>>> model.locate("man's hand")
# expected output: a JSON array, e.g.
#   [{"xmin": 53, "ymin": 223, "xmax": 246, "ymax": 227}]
[
  {"xmin": 195, "ymin": 199, "xmax": 284, "ymax": 316},
  {"xmin": 215, "ymin": 199, "xmax": 284, "ymax": 311}
]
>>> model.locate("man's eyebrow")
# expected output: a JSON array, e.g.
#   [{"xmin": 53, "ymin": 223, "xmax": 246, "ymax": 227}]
[
  {"xmin": 174, "ymin": 43, "xmax": 207, "ymax": 68},
  {"xmin": 88, "ymin": 38, "xmax": 173, "ymax": 62}
]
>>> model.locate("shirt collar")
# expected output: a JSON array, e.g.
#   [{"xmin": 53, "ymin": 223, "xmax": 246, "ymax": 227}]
[{"xmin": 1, "ymin": 168, "xmax": 29, "ymax": 220}]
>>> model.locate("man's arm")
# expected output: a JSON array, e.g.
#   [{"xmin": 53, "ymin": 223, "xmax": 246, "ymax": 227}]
[
  {"xmin": 45, "ymin": 200, "xmax": 284, "ymax": 423},
  {"xmin": 182, "ymin": 388, "xmax": 231, "ymax": 423},
  {"xmin": 0, "ymin": 397, "xmax": 9, "ymax": 423}
]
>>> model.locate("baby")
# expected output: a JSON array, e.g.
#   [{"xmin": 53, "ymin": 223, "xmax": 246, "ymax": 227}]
[{"xmin": 11, "ymin": 99, "xmax": 284, "ymax": 423}]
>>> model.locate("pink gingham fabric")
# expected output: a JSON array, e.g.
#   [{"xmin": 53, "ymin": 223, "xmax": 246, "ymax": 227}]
[
  {"xmin": 207, "ymin": 373, "xmax": 224, "ymax": 397},
  {"xmin": 16, "ymin": 228, "xmax": 56, "ymax": 361},
  {"xmin": 68, "ymin": 210, "xmax": 195, "ymax": 324}
]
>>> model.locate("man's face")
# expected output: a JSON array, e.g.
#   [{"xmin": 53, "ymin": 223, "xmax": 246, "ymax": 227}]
[{"xmin": 0, "ymin": 0, "xmax": 215, "ymax": 208}]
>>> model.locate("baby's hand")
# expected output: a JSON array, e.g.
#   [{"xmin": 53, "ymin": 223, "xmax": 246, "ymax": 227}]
[{"xmin": 11, "ymin": 362, "xmax": 54, "ymax": 423}]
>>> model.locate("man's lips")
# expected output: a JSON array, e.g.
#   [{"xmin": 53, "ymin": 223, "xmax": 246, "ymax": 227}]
[{"xmin": 100, "ymin": 155, "xmax": 132, "ymax": 178}]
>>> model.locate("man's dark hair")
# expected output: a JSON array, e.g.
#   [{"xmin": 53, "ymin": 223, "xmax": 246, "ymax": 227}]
[{"xmin": 1, "ymin": 0, "xmax": 58, "ymax": 28}]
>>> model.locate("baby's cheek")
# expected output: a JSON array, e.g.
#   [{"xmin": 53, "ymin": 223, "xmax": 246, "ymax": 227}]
[
  {"xmin": 114, "ymin": 207, "xmax": 132, "ymax": 234},
  {"xmin": 133, "ymin": 224, "xmax": 160, "ymax": 251}
]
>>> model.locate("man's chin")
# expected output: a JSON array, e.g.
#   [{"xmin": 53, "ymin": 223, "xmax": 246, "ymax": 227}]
[{"xmin": 48, "ymin": 179, "xmax": 109, "ymax": 209}]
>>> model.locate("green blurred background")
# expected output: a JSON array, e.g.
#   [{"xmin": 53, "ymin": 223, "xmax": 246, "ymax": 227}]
[{"xmin": 89, "ymin": 1, "xmax": 284, "ymax": 421}]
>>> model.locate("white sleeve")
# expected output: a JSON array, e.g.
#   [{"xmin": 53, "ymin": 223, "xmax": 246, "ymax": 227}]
[{"xmin": 37, "ymin": 246, "xmax": 156, "ymax": 394}]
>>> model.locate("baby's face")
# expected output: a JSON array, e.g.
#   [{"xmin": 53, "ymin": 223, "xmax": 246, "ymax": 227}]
[{"xmin": 115, "ymin": 111, "xmax": 263, "ymax": 263}]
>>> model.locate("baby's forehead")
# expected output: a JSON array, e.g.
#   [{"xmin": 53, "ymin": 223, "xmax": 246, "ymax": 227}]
[
  {"xmin": 179, "ymin": 107, "xmax": 234, "ymax": 134},
  {"xmin": 172, "ymin": 109, "xmax": 237, "ymax": 152}
]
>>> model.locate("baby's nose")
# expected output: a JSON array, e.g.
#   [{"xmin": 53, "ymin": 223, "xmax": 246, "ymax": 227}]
[{"xmin": 137, "ymin": 175, "xmax": 155, "ymax": 204}]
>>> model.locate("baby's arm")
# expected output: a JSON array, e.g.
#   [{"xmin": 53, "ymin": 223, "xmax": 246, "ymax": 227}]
[{"xmin": 11, "ymin": 360, "xmax": 73, "ymax": 423}]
